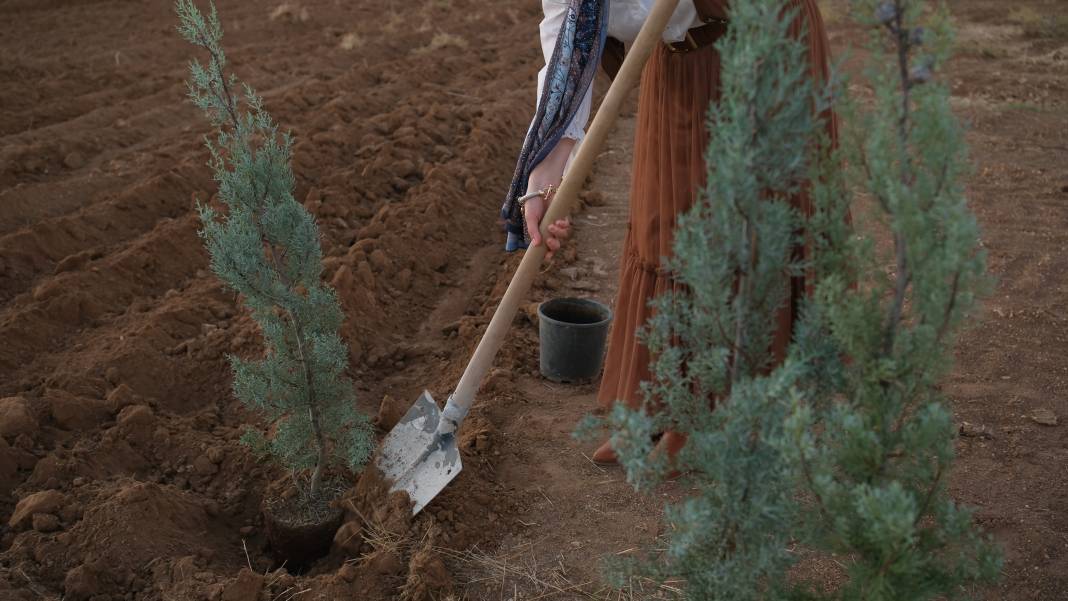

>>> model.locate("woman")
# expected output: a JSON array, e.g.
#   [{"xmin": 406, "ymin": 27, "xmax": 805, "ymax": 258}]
[{"xmin": 503, "ymin": 0, "xmax": 835, "ymax": 463}]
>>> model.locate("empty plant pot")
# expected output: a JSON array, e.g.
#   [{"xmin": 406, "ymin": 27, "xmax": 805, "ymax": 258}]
[{"xmin": 538, "ymin": 297, "xmax": 613, "ymax": 383}]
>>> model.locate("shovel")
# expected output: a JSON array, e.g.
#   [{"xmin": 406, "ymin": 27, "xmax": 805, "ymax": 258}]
[{"xmin": 377, "ymin": 0, "xmax": 683, "ymax": 515}]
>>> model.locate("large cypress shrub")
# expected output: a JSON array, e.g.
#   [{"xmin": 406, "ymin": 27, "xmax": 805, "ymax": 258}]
[{"xmin": 596, "ymin": 1, "xmax": 1001, "ymax": 598}]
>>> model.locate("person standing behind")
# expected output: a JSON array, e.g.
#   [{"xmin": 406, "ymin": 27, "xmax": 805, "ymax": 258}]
[{"xmin": 505, "ymin": 0, "xmax": 836, "ymax": 464}]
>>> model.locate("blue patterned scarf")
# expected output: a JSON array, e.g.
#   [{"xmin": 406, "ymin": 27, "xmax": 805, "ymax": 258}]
[{"xmin": 501, "ymin": 0, "xmax": 609, "ymax": 251}]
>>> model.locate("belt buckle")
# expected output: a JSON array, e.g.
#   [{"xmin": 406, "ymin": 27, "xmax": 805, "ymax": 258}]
[
  {"xmin": 667, "ymin": 30, "xmax": 698, "ymax": 54},
  {"xmin": 684, "ymin": 30, "xmax": 698, "ymax": 50}
]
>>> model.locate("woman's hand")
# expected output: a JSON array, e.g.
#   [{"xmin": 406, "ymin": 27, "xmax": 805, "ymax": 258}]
[
  {"xmin": 522, "ymin": 192, "xmax": 571, "ymax": 260},
  {"xmin": 524, "ymin": 138, "xmax": 575, "ymax": 260}
]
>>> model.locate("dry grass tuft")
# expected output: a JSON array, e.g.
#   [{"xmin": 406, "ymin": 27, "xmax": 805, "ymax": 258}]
[
  {"xmin": 430, "ymin": 32, "xmax": 469, "ymax": 50},
  {"xmin": 1008, "ymin": 6, "xmax": 1068, "ymax": 39},
  {"xmin": 339, "ymin": 32, "xmax": 363, "ymax": 51},
  {"xmin": 381, "ymin": 10, "xmax": 406, "ymax": 34},
  {"xmin": 413, "ymin": 32, "xmax": 469, "ymax": 56},
  {"xmin": 439, "ymin": 541, "xmax": 683, "ymax": 601},
  {"xmin": 344, "ymin": 502, "xmax": 416, "ymax": 563},
  {"xmin": 269, "ymin": 3, "xmax": 310, "ymax": 23},
  {"xmin": 360, "ymin": 518, "xmax": 410, "ymax": 560}
]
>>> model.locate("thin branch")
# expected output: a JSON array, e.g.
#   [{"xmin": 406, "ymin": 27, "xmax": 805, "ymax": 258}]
[
  {"xmin": 194, "ymin": 28, "xmax": 241, "ymax": 130},
  {"xmin": 794, "ymin": 428, "xmax": 832, "ymax": 523},
  {"xmin": 914, "ymin": 463, "xmax": 945, "ymax": 527},
  {"xmin": 935, "ymin": 270, "xmax": 962, "ymax": 343},
  {"xmin": 881, "ymin": 0, "xmax": 916, "ymax": 358},
  {"xmin": 882, "ymin": 233, "xmax": 911, "ymax": 356}
]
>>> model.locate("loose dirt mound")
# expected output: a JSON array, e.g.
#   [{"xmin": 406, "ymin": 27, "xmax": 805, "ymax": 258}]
[{"xmin": 0, "ymin": 0, "xmax": 536, "ymax": 598}]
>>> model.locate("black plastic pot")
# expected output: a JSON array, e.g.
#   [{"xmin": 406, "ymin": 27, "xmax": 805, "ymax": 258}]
[{"xmin": 538, "ymin": 297, "xmax": 613, "ymax": 384}]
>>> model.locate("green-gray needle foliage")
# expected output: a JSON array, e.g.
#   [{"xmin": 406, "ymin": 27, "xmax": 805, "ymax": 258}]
[
  {"xmin": 594, "ymin": 1, "xmax": 1001, "ymax": 599},
  {"xmin": 176, "ymin": 0, "xmax": 374, "ymax": 499},
  {"xmin": 788, "ymin": 1, "xmax": 1001, "ymax": 599}
]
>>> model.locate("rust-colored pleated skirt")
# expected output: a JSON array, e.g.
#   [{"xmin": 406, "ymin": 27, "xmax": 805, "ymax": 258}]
[{"xmin": 596, "ymin": 0, "xmax": 837, "ymax": 410}]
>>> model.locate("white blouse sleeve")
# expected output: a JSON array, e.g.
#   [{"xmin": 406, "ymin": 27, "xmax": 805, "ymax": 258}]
[
  {"xmin": 533, "ymin": 1, "xmax": 703, "ymax": 146},
  {"xmin": 535, "ymin": 0, "xmax": 593, "ymax": 143},
  {"xmin": 609, "ymin": 1, "xmax": 700, "ymax": 44}
]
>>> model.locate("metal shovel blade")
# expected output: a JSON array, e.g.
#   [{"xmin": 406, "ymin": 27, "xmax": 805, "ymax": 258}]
[{"xmin": 375, "ymin": 391, "xmax": 462, "ymax": 515}]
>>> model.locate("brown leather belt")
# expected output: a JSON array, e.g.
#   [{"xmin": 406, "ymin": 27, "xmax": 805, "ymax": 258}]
[{"xmin": 665, "ymin": 17, "xmax": 729, "ymax": 54}]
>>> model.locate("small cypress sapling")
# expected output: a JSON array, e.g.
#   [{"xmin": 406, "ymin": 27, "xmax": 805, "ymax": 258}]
[
  {"xmin": 588, "ymin": 1, "xmax": 824, "ymax": 597},
  {"xmin": 176, "ymin": 0, "xmax": 374, "ymax": 501},
  {"xmin": 784, "ymin": 0, "xmax": 1002, "ymax": 597}
]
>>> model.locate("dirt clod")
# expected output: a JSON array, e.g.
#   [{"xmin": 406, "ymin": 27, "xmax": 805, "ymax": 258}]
[
  {"xmin": 959, "ymin": 421, "xmax": 993, "ymax": 439},
  {"xmin": 367, "ymin": 549, "xmax": 405, "ymax": 576},
  {"xmin": 355, "ymin": 261, "xmax": 376, "ymax": 288},
  {"xmin": 63, "ymin": 565, "xmax": 101, "ymax": 601},
  {"xmin": 1031, "ymin": 408, "xmax": 1058, "ymax": 426},
  {"xmin": 106, "ymin": 383, "xmax": 141, "ymax": 412},
  {"xmin": 193, "ymin": 454, "xmax": 218, "ymax": 476},
  {"xmin": 63, "ymin": 152, "xmax": 85, "ymax": 170},
  {"xmin": 332, "ymin": 520, "xmax": 363, "ymax": 556},
  {"xmin": 117, "ymin": 404, "xmax": 154, "ymax": 428},
  {"xmin": 369, "ymin": 249, "xmax": 392, "ymax": 274},
  {"xmin": 0, "ymin": 396, "xmax": 37, "ymax": 439},
  {"xmin": 10, "ymin": 489, "xmax": 68, "ymax": 530},
  {"xmin": 48, "ymin": 391, "xmax": 109, "ymax": 431},
  {"xmin": 375, "ymin": 394, "xmax": 409, "ymax": 430},
  {"xmin": 206, "ymin": 446, "xmax": 225, "ymax": 464},
  {"xmin": 349, "ymin": 466, "xmax": 414, "ymax": 537},
  {"xmin": 221, "ymin": 568, "xmax": 263, "ymax": 601},
  {"xmin": 338, "ymin": 562, "xmax": 358, "ymax": 582},
  {"xmin": 32, "ymin": 512, "xmax": 61, "ymax": 533},
  {"xmin": 55, "ymin": 251, "xmax": 92, "ymax": 275},
  {"xmin": 0, "ymin": 441, "xmax": 19, "ymax": 493},
  {"xmin": 401, "ymin": 546, "xmax": 452, "ymax": 601}
]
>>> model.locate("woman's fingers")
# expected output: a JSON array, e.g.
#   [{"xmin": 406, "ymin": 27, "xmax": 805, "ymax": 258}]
[
  {"xmin": 545, "ymin": 232, "xmax": 563, "ymax": 260},
  {"xmin": 547, "ymin": 219, "xmax": 571, "ymax": 239},
  {"xmin": 544, "ymin": 219, "xmax": 569, "ymax": 260},
  {"xmin": 524, "ymin": 198, "xmax": 544, "ymax": 247},
  {"xmin": 523, "ymin": 198, "xmax": 570, "ymax": 259}
]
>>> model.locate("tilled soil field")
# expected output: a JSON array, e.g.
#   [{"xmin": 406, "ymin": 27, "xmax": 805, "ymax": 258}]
[
  {"xmin": 1, "ymin": 0, "xmax": 1066, "ymax": 600},
  {"xmin": 0, "ymin": 0, "xmax": 547, "ymax": 598}
]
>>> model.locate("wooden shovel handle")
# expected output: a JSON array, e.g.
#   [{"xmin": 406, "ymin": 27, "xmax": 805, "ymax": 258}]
[{"xmin": 450, "ymin": 0, "xmax": 682, "ymax": 414}]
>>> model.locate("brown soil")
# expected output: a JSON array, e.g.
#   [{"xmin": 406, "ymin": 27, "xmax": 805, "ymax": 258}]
[{"xmin": 0, "ymin": 0, "xmax": 1065, "ymax": 600}]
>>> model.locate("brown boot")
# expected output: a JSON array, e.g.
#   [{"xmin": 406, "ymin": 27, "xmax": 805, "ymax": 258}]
[
  {"xmin": 656, "ymin": 430, "xmax": 687, "ymax": 457},
  {"xmin": 652, "ymin": 430, "xmax": 687, "ymax": 480},
  {"xmin": 591, "ymin": 438, "xmax": 619, "ymax": 464}
]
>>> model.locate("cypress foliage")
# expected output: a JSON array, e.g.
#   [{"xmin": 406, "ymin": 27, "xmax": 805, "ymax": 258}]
[
  {"xmin": 596, "ymin": 0, "xmax": 1001, "ymax": 599},
  {"xmin": 176, "ymin": 0, "xmax": 374, "ymax": 499},
  {"xmin": 786, "ymin": 0, "xmax": 1001, "ymax": 598},
  {"xmin": 596, "ymin": 0, "xmax": 821, "ymax": 597}
]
